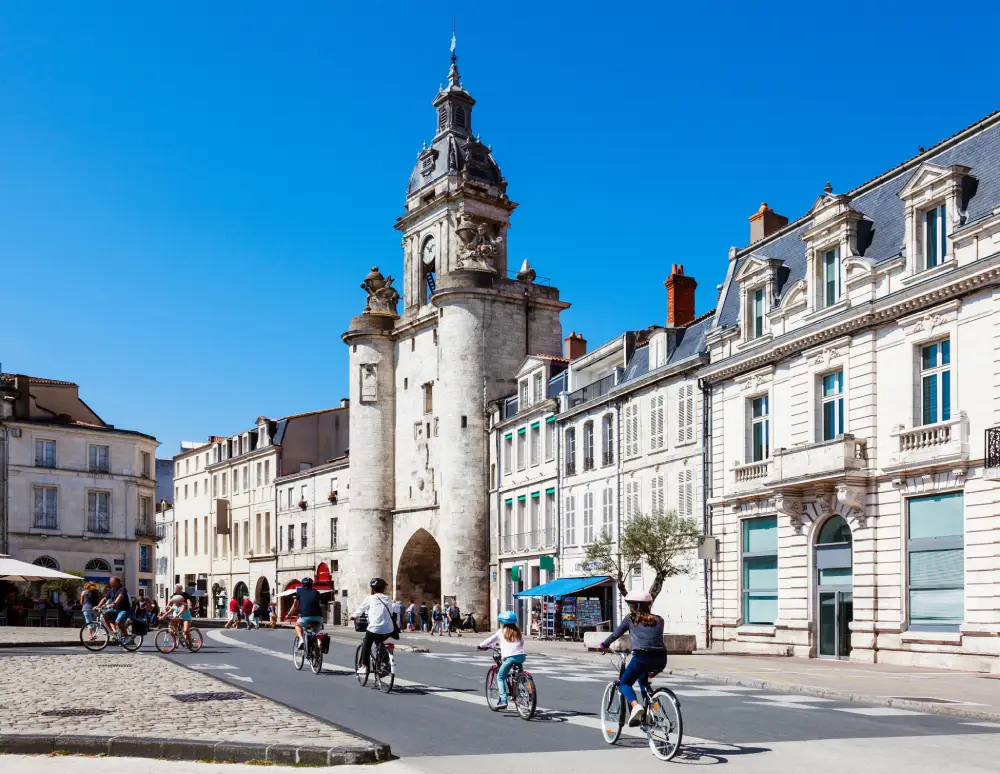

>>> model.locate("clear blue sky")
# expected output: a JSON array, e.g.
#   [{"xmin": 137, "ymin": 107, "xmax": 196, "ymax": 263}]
[{"xmin": 2, "ymin": 2, "xmax": 997, "ymax": 457}]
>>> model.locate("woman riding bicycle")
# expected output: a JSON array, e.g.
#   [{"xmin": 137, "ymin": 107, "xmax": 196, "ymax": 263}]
[
  {"xmin": 351, "ymin": 578, "xmax": 396, "ymax": 675},
  {"xmin": 598, "ymin": 589, "xmax": 666, "ymax": 727},
  {"xmin": 477, "ymin": 611, "xmax": 525, "ymax": 710},
  {"xmin": 163, "ymin": 585, "xmax": 193, "ymax": 644}
]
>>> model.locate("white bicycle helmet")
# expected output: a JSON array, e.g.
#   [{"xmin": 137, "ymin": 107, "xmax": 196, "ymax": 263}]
[{"xmin": 624, "ymin": 589, "xmax": 653, "ymax": 604}]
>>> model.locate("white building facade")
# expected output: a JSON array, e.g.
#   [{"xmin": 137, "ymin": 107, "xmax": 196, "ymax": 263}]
[
  {"xmin": 705, "ymin": 111, "xmax": 1000, "ymax": 670},
  {"xmin": 0, "ymin": 374, "xmax": 159, "ymax": 596}
]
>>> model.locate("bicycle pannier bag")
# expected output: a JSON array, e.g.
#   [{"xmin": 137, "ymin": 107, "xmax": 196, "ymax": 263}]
[
  {"xmin": 354, "ymin": 612, "xmax": 368, "ymax": 632},
  {"xmin": 132, "ymin": 618, "xmax": 149, "ymax": 636},
  {"xmin": 317, "ymin": 633, "xmax": 331, "ymax": 654}
]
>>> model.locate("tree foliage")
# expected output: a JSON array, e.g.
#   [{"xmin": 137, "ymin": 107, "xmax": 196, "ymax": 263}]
[
  {"xmin": 583, "ymin": 510, "xmax": 700, "ymax": 600},
  {"xmin": 43, "ymin": 570, "xmax": 84, "ymax": 600}
]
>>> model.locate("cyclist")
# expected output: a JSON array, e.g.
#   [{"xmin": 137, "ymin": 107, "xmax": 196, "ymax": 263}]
[
  {"xmin": 163, "ymin": 584, "xmax": 193, "ymax": 645},
  {"xmin": 477, "ymin": 611, "xmax": 525, "ymax": 710},
  {"xmin": 598, "ymin": 589, "xmax": 667, "ymax": 727},
  {"xmin": 288, "ymin": 577, "xmax": 323, "ymax": 649},
  {"xmin": 96, "ymin": 576, "xmax": 132, "ymax": 641},
  {"xmin": 351, "ymin": 578, "xmax": 396, "ymax": 675}
]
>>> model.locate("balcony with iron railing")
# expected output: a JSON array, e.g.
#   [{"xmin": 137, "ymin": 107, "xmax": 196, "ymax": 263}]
[
  {"xmin": 565, "ymin": 461, "xmax": 576, "ymax": 476},
  {"xmin": 567, "ymin": 373, "xmax": 616, "ymax": 408},
  {"xmin": 500, "ymin": 529, "xmax": 557, "ymax": 555},
  {"xmin": 87, "ymin": 516, "xmax": 111, "ymax": 534},
  {"xmin": 986, "ymin": 426, "xmax": 1000, "ymax": 480},
  {"xmin": 583, "ymin": 456, "xmax": 595, "ymax": 471},
  {"xmin": 602, "ymin": 449, "xmax": 614, "ymax": 467},
  {"xmin": 136, "ymin": 519, "xmax": 165, "ymax": 541}
]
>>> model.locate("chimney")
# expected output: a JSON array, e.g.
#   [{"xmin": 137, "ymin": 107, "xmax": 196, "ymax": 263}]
[
  {"xmin": 749, "ymin": 202, "xmax": 788, "ymax": 243},
  {"xmin": 339, "ymin": 398, "xmax": 350, "ymax": 409},
  {"xmin": 564, "ymin": 332, "xmax": 587, "ymax": 360},
  {"xmin": 664, "ymin": 265, "xmax": 697, "ymax": 327}
]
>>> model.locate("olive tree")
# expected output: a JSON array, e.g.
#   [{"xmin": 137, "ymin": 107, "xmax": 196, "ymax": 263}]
[{"xmin": 583, "ymin": 509, "xmax": 700, "ymax": 600}]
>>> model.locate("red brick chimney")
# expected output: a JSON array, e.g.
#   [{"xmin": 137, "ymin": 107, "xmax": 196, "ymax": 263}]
[
  {"xmin": 665, "ymin": 265, "xmax": 697, "ymax": 327},
  {"xmin": 564, "ymin": 332, "xmax": 587, "ymax": 360},
  {"xmin": 748, "ymin": 202, "xmax": 788, "ymax": 243}
]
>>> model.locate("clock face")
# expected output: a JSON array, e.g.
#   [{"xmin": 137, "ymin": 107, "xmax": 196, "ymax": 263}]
[{"xmin": 422, "ymin": 238, "xmax": 437, "ymax": 267}]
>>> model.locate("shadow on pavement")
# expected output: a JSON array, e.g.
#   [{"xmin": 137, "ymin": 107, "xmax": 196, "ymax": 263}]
[{"xmin": 675, "ymin": 743, "xmax": 773, "ymax": 766}]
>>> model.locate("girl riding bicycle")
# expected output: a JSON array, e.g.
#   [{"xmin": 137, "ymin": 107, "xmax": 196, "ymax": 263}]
[
  {"xmin": 477, "ymin": 611, "xmax": 525, "ymax": 710},
  {"xmin": 598, "ymin": 589, "xmax": 666, "ymax": 727},
  {"xmin": 162, "ymin": 585, "xmax": 193, "ymax": 645}
]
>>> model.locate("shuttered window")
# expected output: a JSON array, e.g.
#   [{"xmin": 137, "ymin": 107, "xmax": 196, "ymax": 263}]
[
  {"xmin": 649, "ymin": 475, "xmax": 664, "ymax": 515},
  {"xmin": 624, "ymin": 402, "xmax": 641, "ymax": 458},
  {"xmin": 601, "ymin": 487, "xmax": 614, "ymax": 538},
  {"xmin": 677, "ymin": 468, "xmax": 694, "ymax": 518},
  {"xmin": 624, "ymin": 478, "xmax": 641, "ymax": 520},
  {"xmin": 583, "ymin": 491, "xmax": 595, "ymax": 544},
  {"xmin": 677, "ymin": 383, "xmax": 695, "ymax": 444},
  {"xmin": 649, "ymin": 393, "xmax": 665, "ymax": 451},
  {"xmin": 564, "ymin": 495, "xmax": 576, "ymax": 546}
]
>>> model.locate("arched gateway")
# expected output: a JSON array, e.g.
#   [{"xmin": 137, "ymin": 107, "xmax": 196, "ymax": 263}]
[{"xmin": 395, "ymin": 528, "xmax": 441, "ymax": 606}]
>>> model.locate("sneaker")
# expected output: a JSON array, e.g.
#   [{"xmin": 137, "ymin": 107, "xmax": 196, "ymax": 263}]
[
  {"xmin": 296, "ymin": 640, "xmax": 305, "ymax": 651},
  {"xmin": 356, "ymin": 665, "xmax": 368, "ymax": 675},
  {"xmin": 628, "ymin": 704, "xmax": 646, "ymax": 727},
  {"xmin": 496, "ymin": 701, "xmax": 508, "ymax": 710}
]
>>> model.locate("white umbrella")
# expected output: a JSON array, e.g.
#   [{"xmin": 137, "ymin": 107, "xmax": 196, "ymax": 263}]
[
  {"xmin": 0, "ymin": 555, "xmax": 81, "ymax": 582},
  {"xmin": 277, "ymin": 587, "xmax": 333, "ymax": 598}
]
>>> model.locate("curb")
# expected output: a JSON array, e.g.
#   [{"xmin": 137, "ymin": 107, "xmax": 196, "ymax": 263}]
[
  {"xmin": 0, "ymin": 733, "xmax": 390, "ymax": 765},
  {"xmin": 0, "ymin": 642, "xmax": 77, "ymax": 649}
]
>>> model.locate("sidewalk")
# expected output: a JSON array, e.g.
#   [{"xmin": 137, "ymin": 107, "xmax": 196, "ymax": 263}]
[
  {"xmin": 0, "ymin": 621, "xmax": 237, "ymax": 649},
  {"xmin": 379, "ymin": 628, "xmax": 1000, "ymax": 722},
  {"xmin": 0, "ymin": 652, "xmax": 388, "ymax": 765}
]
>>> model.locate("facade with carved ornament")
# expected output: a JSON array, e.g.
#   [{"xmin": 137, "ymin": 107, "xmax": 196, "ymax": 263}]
[
  {"xmin": 704, "ymin": 110, "xmax": 1000, "ymax": 670},
  {"xmin": 342, "ymin": 50, "xmax": 568, "ymax": 618}
]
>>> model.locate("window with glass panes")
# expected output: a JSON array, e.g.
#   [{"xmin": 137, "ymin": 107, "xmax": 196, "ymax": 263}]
[
  {"xmin": 923, "ymin": 203, "xmax": 947, "ymax": 269},
  {"xmin": 301, "ymin": 523, "xmax": 308, "ymax": 549},
  {"xmin": 35, "ymin": 439, "xmax": 56, "ymax": 468},
  {"xmin": 287, "ymin": 524, "xmax": 295, "ymax": 551},
  {"xmin": 583, "ymin": 421, "xmax": 595, "ymax": 469},
  {"xmin": 752, "ymin": 288, "xmax": 765, "ymax": 338},
  {"xmin": 750, "ymin": 396, "xmax": 770, "ymax": 461},
  {"xmin": 544, "ymin": 418, "xmax": 555, "ymax": 460},
  {"xmin": 519, "ymin": 380, "xmax": 529, "ymax": 408},
  {"xmin": 822, "ymin": 247, "xmax": 841, "ymax": 307},
  {"xmin": 33, "ymin": 486, "xmax": 57, "ymax": 529},
  {"xmin": 331, "ymin": 517, "xmax": 338, "ymax": 547},
  {"xmin": 742, "ymin": 516, "xmax": 778, "ymax": 625},
  {"xmin": 503, "ymin": 433, "xmax": 513, "ymax": 474},
  {"xmin": 821, "ymin": 371, "xmax": 844, "ymax": 440},
  {"xmin": 533, "ymin": 372, "xmax": 544, "ymax": 403},
  {"xmin": 920, "ymin": 339, "xmax": 951, "ymax": 425},
  {"xmin": 565, "ymin": 427, "xmax": 576, "ymax": 473},
  {"xmin": 907, "ymin": 493, "xmax": 963, "ymax": 630}
]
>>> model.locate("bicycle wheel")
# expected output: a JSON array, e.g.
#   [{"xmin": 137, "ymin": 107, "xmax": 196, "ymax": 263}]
[
  {"xmin": 186, "ymin": 628, "xmax": 204, "ymax": 652},
  {"xmin": 646, "ymin": 689, "xmax": 683, "ymax": 762},
  {"xmin": 154, "ymin": 629, "xmax": 176, "ymax": 654},
  {"xmin": 484, "ymin": 665, "xmax": 500, "ymax": 711},
  {"xmin": 600, "ymin": 682, "xmax": 625, "ymax": 744},
  {"xmin": 121, "ymin": 630, "xmax": 143, "ymax": 652},
  {"xmin": 514, "ymin": 672, "xmax": 536, "ymax": 720},
  {"xmin": 293, "ymin": 637, "xmax": 306, "ymax": 670},
  {"xmin": 80, "ymin": 622, "xmax": 109, "ymax": 652},
  {"xmin": 376, "ymin": 649, "xmax": 394, "ymax": 694},
  {"xmin": 354, "ymin": 644, "xmax": 369, "ymax": 686},
  {"xmin": 310, "ymin": 642, "xmax": 324, "ymax": 675}
]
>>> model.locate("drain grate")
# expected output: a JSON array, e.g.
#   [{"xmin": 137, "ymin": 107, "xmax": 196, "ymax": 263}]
[
  {"xmin": 40, "ymin": 708, "xmax": 113, "ymax": 717},
  {"xmin": 888, "ymin": 696, "xmax": 962, "ymax": 704},
  {"xmin": 96, "ymin": 664, "xmax": 132, "ymax": 668},
  {"xmin": 172, "ymin": 691, "xmax": 247, "ymax": 703}
]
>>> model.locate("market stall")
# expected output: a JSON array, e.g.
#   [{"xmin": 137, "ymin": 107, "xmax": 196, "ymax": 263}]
[{"xmin": 514, "ymin": 575, "xmax": 616, "ymax": 641}]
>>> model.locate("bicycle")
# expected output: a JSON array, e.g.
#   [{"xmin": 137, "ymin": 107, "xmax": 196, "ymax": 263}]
[
  {"xmin": 354, "ymin": 638, "xmax": 395, "ymax": 693},
  {"xmin": 293, "ymin": 623, "xmax": 326, "ymax": 675},
  {"xmin": 483, "ymin": 644, "xmax": 536, "ymax": 720},
  {"xmin": 599, "ymin": 649, "xmax": 682, "ymax": 761},
  {"xmin": 154, "ymin": 616, "xmax": 204, "ymax": 654},
  {"xmin": 79, "ymin": 613, "xmax": 144, "ymax": 653}
]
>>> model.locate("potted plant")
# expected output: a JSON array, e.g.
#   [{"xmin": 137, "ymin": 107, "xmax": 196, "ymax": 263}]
[
  {"xmin": 328, "ymin": 491, "xmax": 338, "ymax": 504},
  {"xmin": 298, "ymin": 499, "xmax": 308, "ymax": 510}
]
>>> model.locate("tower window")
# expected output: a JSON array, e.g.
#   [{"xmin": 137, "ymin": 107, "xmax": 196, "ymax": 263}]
[
  {"xmin": 438, "ymin": 107, "xmax": 447, "ymax": 132},
  {"xmin": 424, "ymin": 383, "xmax": 434, "ymax": 414},
  {"xmin": 455, "ymin": 106, "xmax": 466, "ymax": 128}
]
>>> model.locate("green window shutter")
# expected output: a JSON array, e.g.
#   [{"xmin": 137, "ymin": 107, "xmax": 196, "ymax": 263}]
[
  {"xmin": 504, "ymin": 433, "xmax": 513, "ymax": 440},
  {"xmin": 545, "ymin": 487, "xmax": 556, "ymax": 495},
  {"xmin": 546, "ymin": 416, "xmax": 556, "ymax": 424},
  {"xmin": 531, "ymin": 492, "xmax": 540, "ymax": 499},
  {"xmin": 510, "ymin": 565, "xmax": 521, "ymax": 582},
  {"xmin": 518, "ymin": 428, "xmax": 526, "ymax": 435},
  {"xmin": 505, "ymin": 498, "xmax": 513, "ymax": 506},
  {"xmin": 531, "ymin": 422, "xmax": 540, "ymax": 429},
  {"xmin": 539, "ymin": 555, "xmax": 555, "ymax": 571},
  {"xmin": 517, "ymin": 495, "xmax": 527, "ymax": 502}
]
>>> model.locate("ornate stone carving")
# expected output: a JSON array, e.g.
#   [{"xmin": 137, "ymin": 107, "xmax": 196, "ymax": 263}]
[
  {"xmin": 836, "ymin": 483, "xmax": 867, "ymax": 528},
  {"xmin": 516, "ymin": 258, "xmax": 536, "ymax": 283},
  {"xmin": 455, "ymin": 216, "xmax": 502, "ymax": 273},
  {"xmin": 774, "ymin": 492, "xmax": 807, "ymax": 534},
  {"xmin": 360, "ymin": 266, "xmax": 400, "ymax": 317},
  {"xmin": 360, "ymin": 363, "xmax": 378, "ymax": 403},
  {"xmin": 740, "ymin": 373, "xmax": 767, "ymax": 393},
  {"xmin": 811, "ymin": 347, "xmax": 841, "ymax": 366}
]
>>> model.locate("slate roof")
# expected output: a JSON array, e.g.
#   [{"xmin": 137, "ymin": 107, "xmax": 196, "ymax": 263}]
[
  {"xmin": 617, "ymin": 313, "xmax": 714, "ymax": 387},
  {"xmin": 718, "ymin": 111, "xmax": 1000, "ymax": 329}
]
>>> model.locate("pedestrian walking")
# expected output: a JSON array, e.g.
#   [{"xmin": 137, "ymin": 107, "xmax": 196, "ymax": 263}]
[
  {"xmin": 406, "ymin": 600, "xmax": 416, "ymax": 632},
  {"xmin": 225, "ymin": 597, "xmax": 239, "ymax": 628},
  {"xmin": 447, "ymin": 600, "xmax": 462, "ymax": 637},
  {"xmin": 268, "ymin": 603, "xmax": 278, "ymax": 629},
  {"xmin": 241, "ymin": 596, "xmax": 254, "ymax": 629},
  {"xmin": 79, "ymin": 582, "xmax": 100, "ymax": 625},
  {"xmin": 419, "ymin": 601, "xmax": 429, "ymax": 632},
  {"xmin": 250, "ymin": 601, "xmax": 261, "ymax": 629},
  {"xmin": 393, "ymin": 599, "xmax": 404, "ymax": 630},
  {"xmin": 431, "ymin": 603, "xmax": 444, "ymax": 635}
]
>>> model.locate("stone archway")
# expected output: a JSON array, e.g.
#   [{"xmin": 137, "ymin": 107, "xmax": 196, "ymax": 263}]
[
  {"xmin": 255, "ymin": 577, "xmax": 271, "ymax": 610},
  {"xmin": 233, "ymin": 582, "xmax": 249, "ymax": 601},
  {"xmin": 395, "ymin": 528, "xmax": 441, "ymax": 609}
]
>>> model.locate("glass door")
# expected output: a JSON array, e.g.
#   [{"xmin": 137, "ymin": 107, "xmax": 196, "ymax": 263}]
[{"xmin": 818, "ymin": 589, "xmax": 853, "ymax": 658}]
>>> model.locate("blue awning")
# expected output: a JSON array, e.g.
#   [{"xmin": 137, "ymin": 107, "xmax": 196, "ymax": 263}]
[{"xmin": 515, "ymin": 575, "xmax": 612, "ymax": 599}]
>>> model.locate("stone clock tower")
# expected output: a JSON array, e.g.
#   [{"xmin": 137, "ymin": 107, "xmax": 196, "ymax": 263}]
[{"xmin": 342, "ymin": 47, "xmax": 569, "ymax": 617}]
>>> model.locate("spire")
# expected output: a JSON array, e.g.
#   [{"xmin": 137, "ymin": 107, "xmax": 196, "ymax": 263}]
[{"xmin": 447, "ymin": 26, "xmax": 461, "ymax": 90}]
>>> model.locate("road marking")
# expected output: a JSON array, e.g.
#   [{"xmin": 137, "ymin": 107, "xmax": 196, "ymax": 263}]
[
  {"xmin": 833, "ymin": 707, "xmax": 927, "ymax": 717},
  {"xmin": 746, "ymin": 701, "xmax": 819, "ymax": 710},
  {"xmin": 207, "ymin": 630, "xmax": 718, "ymax": 746},
  {"xmin": 960, "ymin": 722, "xmax": 1000, "ymax": 728},
  {"xmin": 187, "ymin": 663, "xmax": 239, "ymax": 671},
  {"xmin": 750, "ymin": 695, "xmax": 835, "ymax": 703},
  {"xmin": 225, "ymin": 673, "xmax": 254, "ymax": 683},
  {"xmin": 671, "ymin": 689, "xmax": 742, "ymax": 697}
]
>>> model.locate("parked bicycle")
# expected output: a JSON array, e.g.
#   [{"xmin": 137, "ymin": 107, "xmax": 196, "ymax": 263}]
[
  {"xmin": 355, "ymin": 639, "xmax": 395, "ymax": 693},
  {"xmin": 154, "ymin": 616, "xmax": 204, "ymax": 654},
  {"xmin": 80, "ymin": 615, "xmax": 145, "ymax": 652},
  {"xmin": 484, "ymin": 644, "xmax": 536, "ymax": 720},
  {"xmin": 599, "ymin": 649, "xmax": 682, "ymax": 761},
  {"xmin": 293, "ymin": 624, "xmax": 328, "ymax": 675}
]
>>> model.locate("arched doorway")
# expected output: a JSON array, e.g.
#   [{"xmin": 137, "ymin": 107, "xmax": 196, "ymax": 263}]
[
  {"xmin": 84, "ymin": 558, "xmax": 111, "ymax": 588},
  {"xmin": 233, "ymin": 582, "xmax": 249, "ymax": 602},
  {"xmin": 395, "ymin": 528, "xmax": 441, "ymax": 609},
  {"xmin": 815, "ymin": 515, "xmax": 853, "ymax": 659},
  {"xmin": 255, "ymin": 577, "xmax": 271, "ymax": 612}
]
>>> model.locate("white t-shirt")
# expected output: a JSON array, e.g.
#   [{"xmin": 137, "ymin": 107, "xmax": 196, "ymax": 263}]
[{"xmin": 357, "ymin": 593, "xmax": 395, "ymax": 634}]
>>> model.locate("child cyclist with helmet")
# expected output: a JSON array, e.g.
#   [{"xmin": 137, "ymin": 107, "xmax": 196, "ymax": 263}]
[
  {"xmin": 598, "ymin": 589, "xmax": 667, "ymax": 727},
  {"xmin": 477, "ymin": 610, "xmax": 525, "ymax": 710}
]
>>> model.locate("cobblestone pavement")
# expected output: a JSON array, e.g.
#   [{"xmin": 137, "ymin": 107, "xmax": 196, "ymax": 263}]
[{"xmin": 0, "ymin": 652, "xmax": 374, "ymax": 752}]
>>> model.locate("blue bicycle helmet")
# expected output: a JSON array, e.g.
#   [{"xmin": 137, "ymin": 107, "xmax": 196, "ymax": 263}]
[{"xmin": 498, "ymin": 610, "xmax": 517, "ymax": 625}]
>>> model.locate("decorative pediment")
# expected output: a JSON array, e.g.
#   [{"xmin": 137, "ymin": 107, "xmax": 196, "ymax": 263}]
[
  {"xmin": 734, "ymin": 253, "xmax": 783, "ymax": 284},
  {"xmin": 777, "ymin": 279, "xmax": 807, "ymax": 311},
  {"xmin": 803, "ymin": 194, "xmax": 864, "ymax": 242},
  {"xmin": 843, "ymin": 255, "xmax": 874, "ymax": 280},
  {"xmin": 897, "ymin": 162, "xmax": 972, "ymax": 201},
  {"xmin": 807, "ymin": 192, "xmax": 854, "ymax": 219}
]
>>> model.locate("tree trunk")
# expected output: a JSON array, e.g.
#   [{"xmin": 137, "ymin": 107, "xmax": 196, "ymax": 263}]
[
  {"xmin": 615, "ymin": 574, "xmax": 629, "ymax": 599},
  {"xmin": 648, "ymin": 573, "xmax": 665, "ymax": 601}
]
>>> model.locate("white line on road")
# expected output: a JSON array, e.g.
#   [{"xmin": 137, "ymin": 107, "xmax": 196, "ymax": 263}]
[
  {"xmin": 225, "ymin": 673, "xmax": 254, "ymax": 683},
  {"xmin": 207, "ymin": 629, "xmax": 718, "ymax": 746},
  {"xmin": 187, "ymin": 663, "xmax": 239, "ymax": 671}
]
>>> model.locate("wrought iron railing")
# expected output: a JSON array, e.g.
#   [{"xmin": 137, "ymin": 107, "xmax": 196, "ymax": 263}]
[
  {"xmin": 987, "ymin": 427, "xmax": 1000, "ymax": 469},
  {"xmin": 602, "ymin": 449, "xmax": 614, "ymax": 466},
  {"xmin": 87, "ymin": 516, "xmax": 111, "ymax": 534},
  {"xmin": 565, "ymin": 461, "xmax": 576, "ymax": 476},
  {"xmin": 567, "ymin": 373, "xmax": 616, "ymax": 408}
]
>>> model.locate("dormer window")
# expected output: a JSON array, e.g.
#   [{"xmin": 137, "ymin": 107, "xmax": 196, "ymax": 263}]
[
  {"xmin": 648, "ymin": 332, "xmax": 667, "ymax": 369},
  {"xmin": 821, "ymin": 247, "xmax": 842, "ymax": 307},
  {"xmin": 752, "ymin": 288, "xmax": 765, "ymax": 339},
  {"xmin": 922, "ymin": 203, "xmax": 947, "ymax": 270},
  {"xmin": 519, "ymin": 379, "xmax": 529, "ymax": 409}
]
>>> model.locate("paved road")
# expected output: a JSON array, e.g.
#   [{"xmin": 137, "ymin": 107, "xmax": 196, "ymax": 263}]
[{"xmin": 151, "ymin": 628, "xmax": 1000, "ymax": 767}]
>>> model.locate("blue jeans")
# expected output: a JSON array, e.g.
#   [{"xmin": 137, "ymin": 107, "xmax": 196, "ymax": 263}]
[
  {"xmin": 497, "ymin": 654, "xmax": 526, "ymax": 703},
  {"xmin": 82, "ymin": 610, "xmax": 96, "ymax": 624},
  {"xmin": 620, "ymin": 650, "xmax": 668, "ymax": 707}
]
